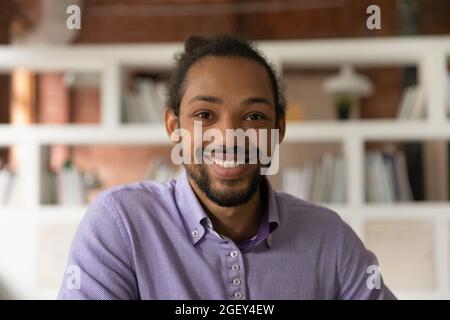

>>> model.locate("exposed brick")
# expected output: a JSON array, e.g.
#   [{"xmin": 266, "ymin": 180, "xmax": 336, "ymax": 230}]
[
  {"xmin": 70, "ymin": 87, "xmax": 100, "ymax": 123},
  {"xmin": 37, "ymin": 74, "xmax": 70, "ymax": 124}
]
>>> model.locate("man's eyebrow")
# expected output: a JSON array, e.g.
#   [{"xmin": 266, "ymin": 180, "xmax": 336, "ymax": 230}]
[
  {"xmin": 241, "ymin": 97, "xmax": 273, "ymax": 106},
  {"xmin": 188, "ymin": 95, "xmax": 222, "ymax": 105}
]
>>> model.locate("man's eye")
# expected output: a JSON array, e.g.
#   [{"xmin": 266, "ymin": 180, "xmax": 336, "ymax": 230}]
[
  {"xmin": 195, "ymin": 111, "xmax": 212, "ymax": 120},
  {"xmin": 245, "ymin": 113, "xmax": 266, "ymax": 121}
]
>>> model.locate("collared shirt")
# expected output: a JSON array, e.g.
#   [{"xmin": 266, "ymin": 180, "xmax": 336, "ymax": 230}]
[
  {"xmin": 201, "ymin": 182, "xmax": 270, "ymax": 252},
  {"xmin": 57, "ymin": 169, "xmax": 396, "ymax": 300}
]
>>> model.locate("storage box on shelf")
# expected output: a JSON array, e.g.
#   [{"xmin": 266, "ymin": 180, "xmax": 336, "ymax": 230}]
[{"xmin": 0, "ymin": 37, "xmax": 448, "ymax": 299}]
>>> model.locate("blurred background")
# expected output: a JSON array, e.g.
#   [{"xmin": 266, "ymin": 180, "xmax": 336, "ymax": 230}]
[{"xmin": 0, "ymin": 0, "xmax": 449, "ymax": 299}]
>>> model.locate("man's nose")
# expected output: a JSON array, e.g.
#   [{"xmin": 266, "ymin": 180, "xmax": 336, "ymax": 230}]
[{"xmin": 216, "ymin": 115, "xmax": 241, "ymax": 146}]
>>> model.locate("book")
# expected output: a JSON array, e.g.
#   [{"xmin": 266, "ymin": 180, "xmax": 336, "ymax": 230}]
[
  {"xmin": 0, "ymin": 166, "xmax": 16, "ymax": 205},
  {"xmin": 122, "ymin": 77, "xmax": 168, "ymax": 124},
  {"xmin": 282, "ymin": 153, "xmax": 346, "ymax": 204},
  {"xmin": 365, "ymin": 149, "xmax": 416, "ymax": 203},
  {"xmin": 397, "ymin": 86, "xmax": 426, "ymax": 119},
  {"xmin": 404, "ymin": 142, "xmax": 424, "ymax": 201},
  {"xmin": 54, "ymin": 161, "xmax": 88, "ymax": 205}
]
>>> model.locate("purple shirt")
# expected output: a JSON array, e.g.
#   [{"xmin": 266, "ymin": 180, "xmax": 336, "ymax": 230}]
[{"xmin": 57, "ymin": 169, "xmax": 396, "ymax": 300}]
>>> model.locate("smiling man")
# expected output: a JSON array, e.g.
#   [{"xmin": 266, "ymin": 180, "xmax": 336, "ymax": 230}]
[{"xmin": 58, "ymin": 35, "xmax": 395, "ymax": 300}]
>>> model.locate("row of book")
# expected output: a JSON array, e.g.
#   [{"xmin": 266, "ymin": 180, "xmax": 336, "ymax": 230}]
[
  {"xmin": 0, "ymin": 166, "xmax": 17, "ymax": 205},
  {"xmin": 282, "ymin": 153, "xmax": 347, "ymax": 204},
  {"xmin": 41, "ymin": 158, "xmax": 181, "ymax": 205},
  {"xmin": 365, "ymin": 151, "xmax": 414, "ymax": 203},
  {"xmin": 396, "ymin": 85, "xmax": 425, "ymax": 119},
  {"xmin": 282, "ymin": 149, "xmax": 418, "ymax": 204},
  {"xmin": 41, "ymin": 161, "xmax": 91, "ymax": 205},
  {"xmin": 122, "ymin": 77, "xmax": 168, "ymax": 124},
  {"xmin": 397, "ymin": 77, "xmax": 450, "ymax": 119}
]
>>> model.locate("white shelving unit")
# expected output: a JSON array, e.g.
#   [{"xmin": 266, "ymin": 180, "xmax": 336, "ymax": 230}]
[{"xmin": 0, "ymin": 36, "xmax": 449, "ymax": 299}]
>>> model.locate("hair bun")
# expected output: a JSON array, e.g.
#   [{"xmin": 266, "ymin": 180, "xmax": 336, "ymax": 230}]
[{"xmin": 184, "ymin": 36, "xmax": 209, "ymax": 53}]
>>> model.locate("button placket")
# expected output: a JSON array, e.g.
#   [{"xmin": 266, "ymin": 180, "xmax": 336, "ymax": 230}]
[{"xmin": 226, "ymin": 247, "xmax": 246, "ymax": 300}]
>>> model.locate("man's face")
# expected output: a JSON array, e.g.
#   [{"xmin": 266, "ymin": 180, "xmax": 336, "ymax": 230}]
[{"xmin": 167, "ymin": 56, "xmax": 284, "ymax": 207}]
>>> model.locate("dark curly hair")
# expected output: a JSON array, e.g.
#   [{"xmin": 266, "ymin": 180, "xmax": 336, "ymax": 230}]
[{"xmin": 166, "ymin": 35, "xmax": 286, "ymax": 122}]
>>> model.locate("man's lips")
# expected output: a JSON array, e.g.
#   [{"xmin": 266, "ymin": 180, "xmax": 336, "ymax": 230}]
[
  {"xmin": 203, "ymin": 150, "xmax": 259, "ymax": 164},
  {"xmin": 203, "ymin": 153, "xmax": 254, "ymax": 179},
  {"xmin": 204, "ymin": 153, "xmax": 247, "ymax": 166}
]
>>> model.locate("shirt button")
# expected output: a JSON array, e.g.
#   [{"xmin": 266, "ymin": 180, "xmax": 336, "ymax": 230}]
[
  {"xmin": 191, "ymin": 230, "xmax": 199, "ymax": 238},
  {"xmin": 234, "ymin": 292, "xmax": 242, "ymax": 299},
  {"xmin": 231, "ymin": 264, "xmax": 239, "ymax": 271},
  {"xmin": 230, "ymin": 250, "xmax": 238, "ymax": 257},
  {"xmin": 233, "ymin": 278, "xmax": 241, "ymax": 286}
]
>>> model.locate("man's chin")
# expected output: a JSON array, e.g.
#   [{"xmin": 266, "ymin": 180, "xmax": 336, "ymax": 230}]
[{"xmin": 185, "ymin": 163, "xmax": 262, "ymax": 207}]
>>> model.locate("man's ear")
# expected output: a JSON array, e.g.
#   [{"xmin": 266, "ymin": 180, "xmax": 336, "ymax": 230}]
[
  {"xmin": 164, "ymin": 107, "xmax": 180, "ymax": 143},
  {"xmin": 277, "ymin": 112, "xmax": 286, "ymax": 144}
]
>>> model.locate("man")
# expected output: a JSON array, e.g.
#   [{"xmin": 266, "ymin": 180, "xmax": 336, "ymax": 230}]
[{"xmin": 58, "ymin": 35, "xmax": 395, "ymax": 300}]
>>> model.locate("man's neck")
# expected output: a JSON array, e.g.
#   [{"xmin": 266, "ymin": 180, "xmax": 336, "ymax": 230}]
[{"xmin": 188, "ymin": 177, "xmax": 263, "ymax": 244}]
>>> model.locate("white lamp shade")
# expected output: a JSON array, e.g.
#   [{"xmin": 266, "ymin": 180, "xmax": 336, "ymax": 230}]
[{"xmin": 323, "ymin": 65, "xmax": 374, "ymax": 97}]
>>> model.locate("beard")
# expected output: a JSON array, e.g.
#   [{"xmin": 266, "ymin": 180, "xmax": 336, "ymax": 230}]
[{"xmin": 184, "ymin": 163, "xmax": 262, "ymax": 207}]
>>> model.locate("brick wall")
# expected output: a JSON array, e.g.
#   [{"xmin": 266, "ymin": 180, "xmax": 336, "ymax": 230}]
[
  {"xmin": 0, "ymin": 1, "xmax": 11, "ymax": 164},
  {"xmin": 70, "ymin": 87, "xmax": 100, "ymax": 123},
  {"xmin": 37, "ymin": 74, "xmax": 70, "ymax": 124},
  {"xmin": 0, "ymin": 1, "xmax": 11, "ymax": 125},
  {"xmin": 74, "ymin": 0, "xmax": 400, "ymax": 43}
]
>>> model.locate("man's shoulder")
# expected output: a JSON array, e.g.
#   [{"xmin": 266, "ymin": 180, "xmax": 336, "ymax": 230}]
[
  {"xmin": 91, "ymin": 178, "xmax": 178, "ymax": 220},
  {"xmin": 101, "ymin": 178, "xmax": 176, "ymax": 200},
  {"xmin": 274, "ymin": 190, "xmax": 344, "ymax": 226}
]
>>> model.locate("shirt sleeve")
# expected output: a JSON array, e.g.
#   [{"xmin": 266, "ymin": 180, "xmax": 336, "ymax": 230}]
[
  {"xmin": 57, "ymin": 193, "xmax": 139, "ymax": 300},
  {"xmin": 336, "ymin": 219, "xmax": 397, "ymax": 300}
]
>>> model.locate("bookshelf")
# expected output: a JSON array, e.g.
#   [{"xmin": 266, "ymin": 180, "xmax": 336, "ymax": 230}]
[{"xmin": 0, "ymin": 36, "xmax": 449, "ymax": 299}]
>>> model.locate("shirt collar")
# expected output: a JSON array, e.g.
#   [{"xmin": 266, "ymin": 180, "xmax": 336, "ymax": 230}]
[
  {"xmin": 175, "ymin": 169, "xmax": 280, "ymax": 248},
  {"xmin": 174, "ymin": 169, "xmax": 209, "ymax": 245}
]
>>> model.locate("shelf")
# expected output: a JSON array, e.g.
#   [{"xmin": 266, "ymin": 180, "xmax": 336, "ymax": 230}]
[
  {"xmin": 0, "ymin": 37, "xmax": 448, "ymax": 300},
  {"xmin": 0, "ymin": 206, "xmax": 87, "ymax": 224},
  {"xmin": 394, "ymin": 290, "xmax": 450, "ymax": 300},
  {"xmin": 36, "ymin": 205, "xmax": 88, "ymax": 224},
  {"xmin": 360, "ymin": 203, "xmax": 450, "ymax": 220},
  {"xmin": 1, "ymin": 37, "xmax": 448, "ymax": 70},
  {"xmin": 1, "ymin": 121, "xmax": 450, "ymax": 145},
  {"xmin": 294, "ymin": 203, "xmax": 450, "ymax": 222},
  {"xmin": 0, "ymin": 124, "xmax": 170, "ymax": 144},
  {"xmin": 285, "ymin": 121, "xmax": 450, "ymax": 142},
  {"xmin": 4, "ymin": 203, "xmax": 450, "ymax": 224}
]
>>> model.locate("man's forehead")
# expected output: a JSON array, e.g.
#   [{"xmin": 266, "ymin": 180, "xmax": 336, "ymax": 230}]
[
  {"xmin": 183, "ymin": 56, "xmax": 273, "ymax": 97},
  {"xmin": 186, "ymin": 56, "xmax": 270, "ymax": 81}
]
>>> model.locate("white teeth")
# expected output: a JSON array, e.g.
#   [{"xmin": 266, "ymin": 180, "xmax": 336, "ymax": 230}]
[
  {"xmin": 212, "ymin": 158, "xmax": 242, "ymax": 168},
  {"xmin": 204, "ymin": 153, "xmax": 247, "ymax": 168}
]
